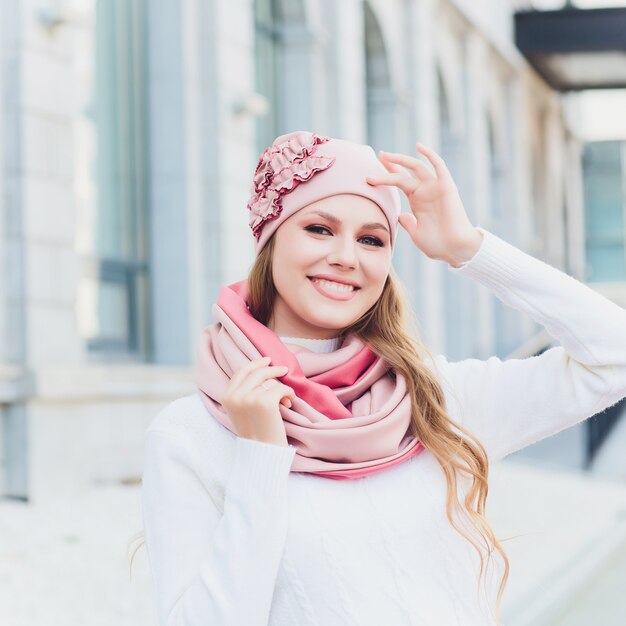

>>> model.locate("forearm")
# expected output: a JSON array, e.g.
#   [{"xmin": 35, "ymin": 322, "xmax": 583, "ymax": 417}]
[{"xmin": 143, "ymin": 430, "xmax": 297, "ymax": 626}]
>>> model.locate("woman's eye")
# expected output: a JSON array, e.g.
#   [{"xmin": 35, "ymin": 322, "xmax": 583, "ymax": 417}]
[
  {"xmin": 304, "ymin": 225, "xmax": 384, "ymax": 247},
  {"xmin": 306, "ymin": 225, "xmax": 331, "ymax": 235},
  {"xmin": 361, "ymin": 236, "xmax": 384, "ymax": 247}
]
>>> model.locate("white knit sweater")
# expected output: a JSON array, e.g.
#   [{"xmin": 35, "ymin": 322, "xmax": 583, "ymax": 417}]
[{"xmin": 141, "ymin": 228, "xmax": 626, "ymax": 626}]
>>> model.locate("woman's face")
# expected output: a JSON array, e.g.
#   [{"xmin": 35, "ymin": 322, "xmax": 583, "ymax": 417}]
[{"xmin": 268, "ymin": 193, "xmax": 393, "ymax": 339}]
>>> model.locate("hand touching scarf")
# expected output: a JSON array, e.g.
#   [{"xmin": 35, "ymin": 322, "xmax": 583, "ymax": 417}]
[{"xmin": 195, "ymin": 279, "xmax": 424, "ymax": 480}]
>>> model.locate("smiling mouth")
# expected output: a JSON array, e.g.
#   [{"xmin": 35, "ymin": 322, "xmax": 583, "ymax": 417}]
[
  {"xmin": 309, "ymin": 277, "xmax": 358, "ymax": 292},
  {"xmin": 308, "ymin": 276, "xmax": 361, "ymax": 301}
]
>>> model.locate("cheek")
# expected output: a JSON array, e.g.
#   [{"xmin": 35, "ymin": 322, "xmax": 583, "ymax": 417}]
[
  {"xmin": 278, "ymin": 230, "xmax": 318, "ymax": 261},
  {"xmin": 296, "ymin": 232, "xmax": 324, "ymax": 253},
  {"xmin": 363, "ymin": 255, "xmax": 390, "ymax": 287},
  {"xmin": 272, "ymin": 245, "xmax": 313, "ymax": 290}
]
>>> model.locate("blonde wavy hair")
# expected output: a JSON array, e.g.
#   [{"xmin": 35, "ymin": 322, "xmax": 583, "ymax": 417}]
[{"xmin": 129, "ymin": 232, "xmax": 511, "ymax": 622}]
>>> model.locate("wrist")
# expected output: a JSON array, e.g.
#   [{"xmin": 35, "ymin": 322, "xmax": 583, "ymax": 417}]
[{"xmin": 447, "ymin": 228, "xmax": 483, "ymax": 268}]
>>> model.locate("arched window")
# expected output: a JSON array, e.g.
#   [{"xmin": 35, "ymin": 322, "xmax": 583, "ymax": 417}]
[
  {"xmin": 530, "ymin": 136, "xmax": 546, "ymax": 244},
  {"xmin": 487, "ymin": 116, "xmax": 505, "ymax": 232},
  {"xmin": 438, "ymin": 70, "xmax": 458, "ymax": 178},
  {"xmin": 254, "ymin": 0, "xmax": 311, "ymax": 153},
  {"xmin": 364, "ymin": 2, "xmax": 395, "ymax": 151},
  {"xmin": 439, "ymin": 70, "xmax": 478, "ymax": 359},
  {"xmin": 84, "ymin": 0, "xmax": 150, "ymax": 359},
  {"xmin": 487, "ymin": 112, "xmax": 522, "ymax": 356}
]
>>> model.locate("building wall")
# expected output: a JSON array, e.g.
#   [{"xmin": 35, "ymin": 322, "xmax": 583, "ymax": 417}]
[{"xmin": 0, "ymin": 0, "xmax": 623, "ymax": 502}]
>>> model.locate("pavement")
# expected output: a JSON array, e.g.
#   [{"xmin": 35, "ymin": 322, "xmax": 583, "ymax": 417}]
[
  {"xmin": 0, "ymin": 480, "xmax": 157, "ymax": 626},
  {"xmin": 489, "ymin": 459, "xmax": 626, "ymax": 626},
  {"xmin": 1, "ymin": 458, "xmax": 626, "ymax": 626},
  {"xmin": 549, "ymin": 537, "xmax": 626, "ymax": 626}
]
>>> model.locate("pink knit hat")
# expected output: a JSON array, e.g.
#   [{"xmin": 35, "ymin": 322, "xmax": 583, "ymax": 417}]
[{"xmin": 247, "ymin": 131, "xmax": 401, "ymax": 257}]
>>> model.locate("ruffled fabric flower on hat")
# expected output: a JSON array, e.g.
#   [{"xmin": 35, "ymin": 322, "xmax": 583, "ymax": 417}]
[{"xmin": 247, "ymin": 132, "xmax": 336, "ymax": 241}]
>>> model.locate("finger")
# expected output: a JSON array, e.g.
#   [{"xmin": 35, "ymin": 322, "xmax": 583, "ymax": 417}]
[
  {"xmin": 230, "ymin": 356, "xmax": 272, "ymax": 386},
  {"xmin": 240, "ymin": 363, "xmax": 289, "ymax": 393},
  {"xmin": 365, "ymin": 172, "xmax": 420, "ymax": 196},
  {"xmin": 415, "ymin": 143, "xmax": 451, "ymax": 180},
  {"xmin": 260, "ymin": 377, "xmax": 278, "ymax": 389},
  {"xmin": 379, "ymin": 158, "xmax": 407, "ymax": 176},
  {"xmin": 271, "ymin": 382, "xmax": 296, "ymax": 403},
  {"xmin": 380, "ymin": 151, "xmax": 435, "ymax": 181},
  {"xmin": 398, "ymin": 212, "xmax": 418, "ymax": 239},
  {"xmin": 379, "ymin": 158, "xmax": 435, "ymax": 189},
  {"xmin": 279, "ymin": 386, "xmax": 294, "ymax": 407},
  {"xmin": 259, "ymin": 381, "xmax": 295, "ymax": 408},
  {"xmin": 409, "ymin": 159, "xmax": 434, "ymax": 181}
]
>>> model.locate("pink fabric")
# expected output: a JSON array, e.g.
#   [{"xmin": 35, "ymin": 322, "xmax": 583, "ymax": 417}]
[
  {"xmin": 248, "ymin": 133, "xmax": 335, "ymax": 241},
  {"xmin": 195, "ymin": 279, "xmax": 425, "ymax": 480},
  {"xmin": 246, "ymin": 131, "xmax": 402, "ymax": 258}
]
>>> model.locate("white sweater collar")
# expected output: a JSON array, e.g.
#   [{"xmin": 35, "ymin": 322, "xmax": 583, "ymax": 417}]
[{"xmin": 279, "ymin": 335, "xmax": 341, "ymax": 353}]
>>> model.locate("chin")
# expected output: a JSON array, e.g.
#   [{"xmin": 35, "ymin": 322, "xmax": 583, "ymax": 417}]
[{"xmin": 305, "ymin": 311, "xmax": 360, "ymax": 330}]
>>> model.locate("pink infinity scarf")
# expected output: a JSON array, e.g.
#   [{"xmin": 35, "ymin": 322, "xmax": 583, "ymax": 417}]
[{"xmin": 195, "ymin": 279, "xmax": 424, "ymax": 480}]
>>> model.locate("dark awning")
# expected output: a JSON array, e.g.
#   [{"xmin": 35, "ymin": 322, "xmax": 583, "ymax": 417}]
[{"xmin": 514, "ymin": 7, "xmax": 626, "ymax": 91}]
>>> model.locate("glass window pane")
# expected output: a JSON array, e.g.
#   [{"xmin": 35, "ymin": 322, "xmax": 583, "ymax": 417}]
[
  {"xmin": 80, "ymin": 0, "xmax": 150, "ymax": 357},
  {"xmin": 98, "ymin": 281, "xmax": 129, "ymax": 342},
  {"xmin": 586, "ymin": 244, "xmax": 626, "ymax": 283},
  {"xmin": 582, "ymin": 141, "xmax": 626, "ymax": 283}
]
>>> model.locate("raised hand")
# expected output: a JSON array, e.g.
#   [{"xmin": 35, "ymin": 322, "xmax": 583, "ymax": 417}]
[{"xmin": 366, "ymin": 143, "xmax": 483, "ymax": 267}]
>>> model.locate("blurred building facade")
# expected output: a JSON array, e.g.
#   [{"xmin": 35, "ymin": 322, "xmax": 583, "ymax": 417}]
[{"xmin": 0, "ymin": 0, "xmax": 624, "ymax": 503}]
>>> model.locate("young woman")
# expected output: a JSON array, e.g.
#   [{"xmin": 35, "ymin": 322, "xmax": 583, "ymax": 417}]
[{"xmin": 140, "ymin": 131, "xmax": 626, "ymax": 626}]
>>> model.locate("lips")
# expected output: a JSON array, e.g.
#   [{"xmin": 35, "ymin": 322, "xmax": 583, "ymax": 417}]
[
  {"xmin": 307, "ymin": 275, "xmax": 361, "ymax": 288},
  {"xmin": 308, "ymin": 277, "xmax": 360, "ymax": 301}
]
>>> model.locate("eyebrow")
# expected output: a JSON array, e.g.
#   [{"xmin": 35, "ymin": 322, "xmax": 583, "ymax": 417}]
[{"xmin": 302, "ymin": 210, "xmax": 390, "ymax": 234}]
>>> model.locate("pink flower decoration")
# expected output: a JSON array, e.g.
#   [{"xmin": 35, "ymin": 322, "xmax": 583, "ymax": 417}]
[{"xmin": 247, "ymin": 132, "xmax": 335, "ymax": 240}]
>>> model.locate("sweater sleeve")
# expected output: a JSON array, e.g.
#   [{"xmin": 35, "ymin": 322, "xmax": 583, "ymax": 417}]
[
  {"xmin": 432, "ymin": 226, "xmax": 626, "ymax": 463},
  {"xmin": 141, "ymin": 427, "xmax": 297, "ymax": 626}
]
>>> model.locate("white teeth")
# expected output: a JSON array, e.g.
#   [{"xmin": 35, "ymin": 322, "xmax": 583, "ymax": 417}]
[{"xmin": 311, "ymin": 278, "xmax": 355, "ymax": 292}]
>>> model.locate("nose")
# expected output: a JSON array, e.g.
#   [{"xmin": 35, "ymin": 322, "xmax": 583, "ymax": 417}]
[{"xmin": 326, "ymin": 235, "xmax": 358, "ymax": 269}]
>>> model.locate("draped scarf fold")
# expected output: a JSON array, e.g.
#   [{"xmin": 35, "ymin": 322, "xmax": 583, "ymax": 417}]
[{"xmin": 195, "ymin": 279, "xmax": 425, "ymax": 480}]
